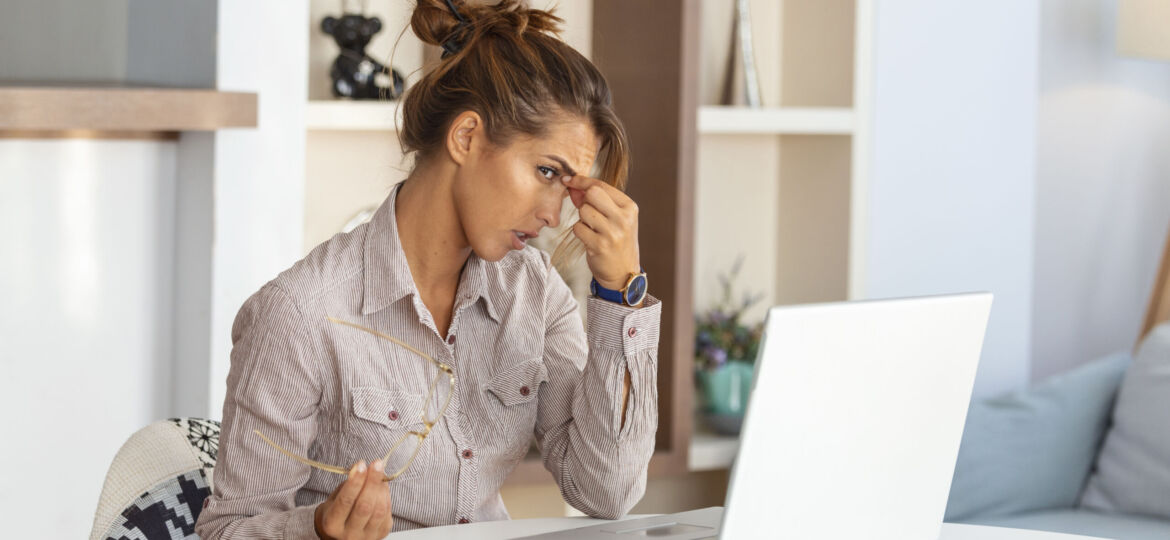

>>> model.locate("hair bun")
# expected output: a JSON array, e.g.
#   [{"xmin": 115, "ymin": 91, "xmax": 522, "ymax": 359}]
[{"xmin": 411, "ymin": 0, "xmax": 564, "ymax": 57}]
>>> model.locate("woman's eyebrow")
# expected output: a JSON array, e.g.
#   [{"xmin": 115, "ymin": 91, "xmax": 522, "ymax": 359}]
[{"xmin": 543, "ymin": 154, "xmax": 578, "ymax": 177}]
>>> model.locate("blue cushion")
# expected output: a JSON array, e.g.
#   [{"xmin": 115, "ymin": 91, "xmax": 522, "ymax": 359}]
[
  {"xmin": 958, "ymin": 508, "xmax": 1170, "ymax": 540},
  {"xmin": 1081, "ymin": 323, "xmax": 1170, "ymax": 519},
  {"xmin": 944, "ymin": 352, "xmax": 1131, "ymax": 522}
]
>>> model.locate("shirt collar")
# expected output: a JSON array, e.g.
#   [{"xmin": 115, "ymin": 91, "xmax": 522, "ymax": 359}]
[{"xmin": 361, "ymin": 181, "xmax": 500, "ymax": 323}]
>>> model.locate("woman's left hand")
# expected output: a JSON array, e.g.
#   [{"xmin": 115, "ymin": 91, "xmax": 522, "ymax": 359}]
[{"xmin": 562, "ymin": 174, "xmax": 642, "ymax": 291}]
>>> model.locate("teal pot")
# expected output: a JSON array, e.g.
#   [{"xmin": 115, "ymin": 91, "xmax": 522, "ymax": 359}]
[{"xmin": 696, "ymin": 360, "xmax": 755, "ymax": 435}]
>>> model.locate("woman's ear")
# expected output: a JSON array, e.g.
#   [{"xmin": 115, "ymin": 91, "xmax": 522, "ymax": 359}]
[{"xmin": 446, "ymin": 111, "xmax": 481, "ymax": 167}]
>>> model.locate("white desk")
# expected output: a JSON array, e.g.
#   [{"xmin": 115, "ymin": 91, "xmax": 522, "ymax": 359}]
[{"xmin": 386, "ymin": 516, "xmax": 1109, "ymax": 539}]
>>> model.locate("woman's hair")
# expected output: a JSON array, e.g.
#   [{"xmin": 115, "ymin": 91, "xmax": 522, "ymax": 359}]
[{"xmin": 399, "ymin": 0, "xmax": 629, "ymax": 271}]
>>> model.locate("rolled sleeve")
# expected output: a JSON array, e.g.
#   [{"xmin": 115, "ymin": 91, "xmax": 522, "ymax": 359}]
[
  {"xmin": 535, "ymin": 258, "xmax": 662, "ymax": 519},
  {"xmin": 585, "ymin": 296, "xmax": 663, "ymax": 358},
  {"xmin": 194, "ymin": 284, "xmax": 324, "ymax": 540}
]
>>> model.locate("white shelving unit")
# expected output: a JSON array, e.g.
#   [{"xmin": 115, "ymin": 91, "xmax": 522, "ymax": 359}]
[
  {"xmin": 689, "ymin": 426, "xmax": 741, "ymax": 472},
  {"xmin": 689, "ymin": 0, "xmax": 872, "ymax": 477},
  {"xmin": 698, "ymin": 106, "xmax": 854, "ymax": 135},
  {"xmin": 693, "ymin": 0, "xmax": 871, "ymax": 324},
  {"xmin": 305, "ymin": 99, "xmax": 403, "ymax": 131}
]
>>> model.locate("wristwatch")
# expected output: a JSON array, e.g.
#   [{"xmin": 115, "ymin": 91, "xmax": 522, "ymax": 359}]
[{"xmin": 590, "ymin": 268, "xmax": 648, "ymax": 307}]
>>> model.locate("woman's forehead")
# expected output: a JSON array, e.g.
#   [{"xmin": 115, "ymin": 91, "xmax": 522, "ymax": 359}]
[{"xmin": 518, "ymin": 118, "xmax": 600, "ymax": 171}]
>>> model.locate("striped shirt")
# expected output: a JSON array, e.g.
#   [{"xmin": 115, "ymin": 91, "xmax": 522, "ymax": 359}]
[{"xmin": 195, "ymin": 181, "xmax": 662, "ymax": 540}]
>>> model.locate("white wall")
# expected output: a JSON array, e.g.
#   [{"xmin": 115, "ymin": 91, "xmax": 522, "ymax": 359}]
[
  {"xmin": 0, "ymin": 139, "xmax": 176, "ymax": 538},
  {"xmin": 1032, "ymin": 0, "xmax": 1170, "ymax": 380},
  {"xmin": 866, "ymin": 0, "xmax": 1040, "ymax": 397},
  {"xmin": 0, "ymin": 5, "xmax": 308, "ymax": 538},
  {"xmin": 203, "ymin": 0, "xmax": 310, "ymax": 419}
]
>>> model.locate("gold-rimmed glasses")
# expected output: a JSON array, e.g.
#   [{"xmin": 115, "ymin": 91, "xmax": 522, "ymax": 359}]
[{"xmin": 254, "ymin": 316, "xmax": 455, "ymax": 482}]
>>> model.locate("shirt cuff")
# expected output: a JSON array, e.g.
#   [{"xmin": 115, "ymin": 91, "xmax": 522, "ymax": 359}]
[{"xmin": 586, "ymin": 294, "xmax": 662, "ymax": 357}]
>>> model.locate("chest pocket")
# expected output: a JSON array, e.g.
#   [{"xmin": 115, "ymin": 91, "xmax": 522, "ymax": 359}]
[
  {"xmin": 480, "ymin": 359, "xmax": 549, "ymax": 460},
  {"xmin": 349, "ymin": 386, "xmax": 432, "ymax": 481}
]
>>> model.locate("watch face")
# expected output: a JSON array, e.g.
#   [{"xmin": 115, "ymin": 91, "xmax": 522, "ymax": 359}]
[{"xmin": 625, "ymin": 274, "xmax": 647, "ymax": 305}]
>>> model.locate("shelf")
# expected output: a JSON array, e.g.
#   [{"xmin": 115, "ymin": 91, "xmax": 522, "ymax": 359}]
[
  {"xmin": 697, "ymin": 106, "xmax": 854, "ymax": 135},
  {"xmin": 688, "ymin": 421, "xmax": 740, "ymax": 472},
  {"xmin": 0, "ymin": 85, "xmax": 256, "ymax": 132},
  {"xmin": 305, "ymin": 99, "xmax": 403, "ymax": 131}
]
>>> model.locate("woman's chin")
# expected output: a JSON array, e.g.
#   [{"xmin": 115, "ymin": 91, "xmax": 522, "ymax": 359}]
[
  {"xmin": 468, "ymin": 233, "xmax": 526, "ymax": 262},
  {"xmin": 472, "ymin": 243, "xmax": 510, "ymax": 263}
]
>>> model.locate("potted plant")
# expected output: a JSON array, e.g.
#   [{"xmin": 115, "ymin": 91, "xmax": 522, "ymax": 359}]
[{"xmin": 695, "ymin": 256, "xmax": 764, "ymax": 435}]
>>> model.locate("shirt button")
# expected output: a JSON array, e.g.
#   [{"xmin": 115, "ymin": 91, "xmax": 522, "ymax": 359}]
[
  {"xmin": 447, "ymin": 334, "xmax": 456, "ymax": 345},
  {"xmin": 458, "ymin": 517, "xmax": 470, "ymax": 524},
  {"xmin": 387, "ymin": 410, "xmax": 399, "ymax": 421},
  {"xmin": 519, "ymin": 385, "xmax": 530, "ymax": 397},
  {"xmin": 462, "ymin": 448, "xmax": 474, "ymax": 459},
  {"xmin": 628, "ymin": 327, "xmax": 638, "ymax": 338}
]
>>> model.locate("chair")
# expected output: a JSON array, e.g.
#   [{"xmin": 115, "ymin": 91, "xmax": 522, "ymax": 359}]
[{"xmin": 89, "ymin": 418, "xmax": 220, "ymax": 540}]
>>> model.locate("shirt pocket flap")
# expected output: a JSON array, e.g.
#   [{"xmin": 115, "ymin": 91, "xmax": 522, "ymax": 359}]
[
  {"xmin": 482, "ymin": 359, "xmax": 549, "ymax": 407},
  {"xmin": 352, "ymin": 386, "xmax": 426, "ymax": 429}
]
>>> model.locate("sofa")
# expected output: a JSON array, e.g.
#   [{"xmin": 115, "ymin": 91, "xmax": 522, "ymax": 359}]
[{"xmin": 943, "ymin": 323, "xmax": 1170, "ymax": 539}]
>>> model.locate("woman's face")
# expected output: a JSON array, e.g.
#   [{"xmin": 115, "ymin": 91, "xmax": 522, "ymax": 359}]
[{"xmin": 453, "ymin": 112, "xmax": 600, "ymax": 262}]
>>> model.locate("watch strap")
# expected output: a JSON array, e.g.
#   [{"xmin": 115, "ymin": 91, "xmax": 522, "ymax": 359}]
[{"xmin": 590, "ymin": 268, "xmax": 646, "ymax": 306}]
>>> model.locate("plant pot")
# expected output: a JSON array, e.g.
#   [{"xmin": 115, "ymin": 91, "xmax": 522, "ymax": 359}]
[{"xmin": 696, "ymin": 360, "xmax": 754, "ymax": 435}]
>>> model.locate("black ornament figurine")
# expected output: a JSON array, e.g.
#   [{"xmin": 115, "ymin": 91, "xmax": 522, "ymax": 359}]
[{"xmin": 321, "ymin": 13, "xmax": 406, "ymax": 100}]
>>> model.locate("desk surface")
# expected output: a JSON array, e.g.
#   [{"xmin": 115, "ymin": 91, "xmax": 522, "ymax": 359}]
[{"xmin": 387, "ymin": 516, "xmax": 1108, "ymax": 540}]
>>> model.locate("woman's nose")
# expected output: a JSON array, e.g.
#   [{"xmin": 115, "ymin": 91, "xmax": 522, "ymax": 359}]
[{"xmin": 537, "ymin": 196, "xmax": 562, "ymax": 229}]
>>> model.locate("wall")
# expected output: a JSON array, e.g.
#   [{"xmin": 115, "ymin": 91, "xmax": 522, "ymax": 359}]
[
  {"xmin": 0, "ymin": 0, "xmax": 129, "ymax": 82},
  {"xmin": 0, "ymin": 139, "xmax": 177, "ymax": 538},
  {"xmin": 1032, "ymin": 0, "xmax": 1170, "ymax": 380},
  {"xmin": 0, "ymin": 2, "xmax": 205, "ymax": 537},
  {"xmin": 865, "ymin": 0, "xmax": 1040, "ymax": 398},
  {"xmin": 125, "ymin": 0, "xmax": 217, "ymax": 87},
  {"xmin": 0, "ymin": 3, "xmax": 305, "ymax": 537},
  {"xmin": 204, "ymin": 0, "xmax": 309, "ymax": 419}
]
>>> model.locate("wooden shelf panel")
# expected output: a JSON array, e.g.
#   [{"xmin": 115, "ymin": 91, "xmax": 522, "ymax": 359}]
[
  {"xmin": 688, "ymin": 429, "xmax": 739, "ymax": 472},
  {"xmin": 698, "ymin": 106, "xmax": 854, "ymax": 135},
  {"xmin": 0, "ymin": 86, "xmax": 256, "ymax": 131},
  {"xmin": 504, "ymin": 448, "xmax": 693, "ymax": 485},
  {"xmin": 306, "ymin": 100, "xmax": 402, "ymax": 131},
  {"xmin": 503, "ymin": 420, "xmax": 742, "ymax": 480}
]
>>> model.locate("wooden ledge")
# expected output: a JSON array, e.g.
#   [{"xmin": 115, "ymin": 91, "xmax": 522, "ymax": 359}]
[{"xmin": 0, "ymin": 86, "xmax": 257, "ymax": 133}]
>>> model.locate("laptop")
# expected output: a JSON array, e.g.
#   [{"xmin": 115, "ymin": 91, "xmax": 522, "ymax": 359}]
[{"xmin": 517, "ymin": 293, "xmax": 993, "ymax": 540}]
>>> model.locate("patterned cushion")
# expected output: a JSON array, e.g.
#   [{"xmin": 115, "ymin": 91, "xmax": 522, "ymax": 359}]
[
  {"xmin": 169, "ymin": 417, "xmax": 220, "ymax": 471},
  {"xmin": 102, "ymin": 470, "xmax": 210, "ymax": 540},
  {"xmin": 90, "ymin": 418, "xmax": 221, "ymax": 540}
]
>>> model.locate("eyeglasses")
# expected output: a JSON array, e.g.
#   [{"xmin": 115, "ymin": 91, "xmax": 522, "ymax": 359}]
[{"xmin": 254, "ymin": 316, "xmax": 455, "ymax": 482}]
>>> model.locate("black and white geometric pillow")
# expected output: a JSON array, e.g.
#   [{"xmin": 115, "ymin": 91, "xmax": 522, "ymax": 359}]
[
  {"xmin": 91, "ymin": 418, "xmax": 225, "ymax": 540},
  {"xmin": 168, "ymin": 417, "xmax": 220, "ymax": 471},
  {"xmin": 102, "ymin": 470, "xmax": 210, "ymax": 540}
]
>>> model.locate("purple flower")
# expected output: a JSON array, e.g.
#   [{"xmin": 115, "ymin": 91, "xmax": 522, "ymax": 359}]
[{"xmin": 704, "ymin": 346, "xmax": 727, "ymax": 368}]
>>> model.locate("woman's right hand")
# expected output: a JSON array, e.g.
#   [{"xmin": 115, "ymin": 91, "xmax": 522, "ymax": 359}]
[{"xmin": 314, "ymin": 460, "xmax": 394, "ymax": 540}]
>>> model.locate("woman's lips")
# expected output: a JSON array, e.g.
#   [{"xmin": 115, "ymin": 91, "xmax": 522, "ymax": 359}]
[{"xmin": 511, "ymin": 230, "xmax": 539, "ymax": 250}]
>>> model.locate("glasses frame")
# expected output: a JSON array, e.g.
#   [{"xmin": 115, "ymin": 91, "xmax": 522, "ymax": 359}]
[{"xmin": 254, "ymin": 316, "xmax": 456, "ymax": 482}]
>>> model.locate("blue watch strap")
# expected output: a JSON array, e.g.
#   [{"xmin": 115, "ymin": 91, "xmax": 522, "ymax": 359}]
[
  {"xmin": 590, "ymin": 268, "xmax": 646, "ymax": 306},
  {"xmin": 590, "ymin": 277, "xmax": 625, "ymax": 304}
]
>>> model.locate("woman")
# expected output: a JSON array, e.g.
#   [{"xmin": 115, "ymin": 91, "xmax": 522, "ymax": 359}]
[{"xmin": 194, "ymin": 1, "xmax": 660, "ymax": 538}]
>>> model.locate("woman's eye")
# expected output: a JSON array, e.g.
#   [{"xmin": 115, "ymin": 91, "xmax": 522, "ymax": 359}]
[{"xmin": 538, "ymin": 165, "xmax": 558, "ymax": 180}]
